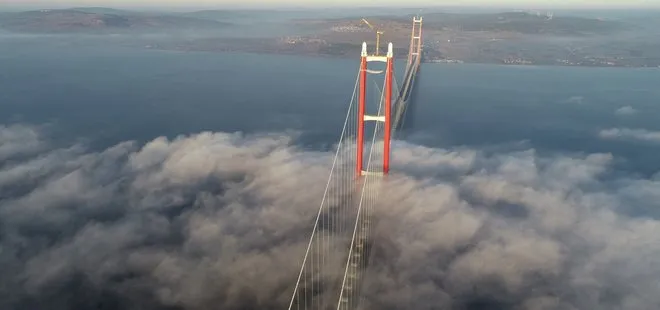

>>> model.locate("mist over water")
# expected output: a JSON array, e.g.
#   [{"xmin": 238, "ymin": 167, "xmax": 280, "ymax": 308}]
[{"xmin": 1, "ymin": 31, "xmax": 660, "ymax": 310}]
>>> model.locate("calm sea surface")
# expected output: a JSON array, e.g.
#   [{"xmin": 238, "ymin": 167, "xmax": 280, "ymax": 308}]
[{"xmin": 1, "ymin": 37, "xmax": 659, "ymax": 174}]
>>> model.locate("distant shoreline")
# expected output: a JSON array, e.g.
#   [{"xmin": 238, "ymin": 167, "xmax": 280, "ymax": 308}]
[
  {"xmin": 144, "ymin": 45, "xmax": 660, "ymax": 69},
  {"xmin": 1, "ymin": 32, "xmax": 656, "ymax": 69},
  {"xmin": 2, "ymin": 7, "xmax": 659, "ymax": 69}
]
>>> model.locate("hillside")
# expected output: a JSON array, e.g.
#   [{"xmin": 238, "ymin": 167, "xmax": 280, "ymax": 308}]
[
  {"xmin": 0, "ymin": 9, "xmax": 232, "ymax": 33},
  {"xmin": 396, "ymin": 11, "xmax": 628, "ymax": 35},
  {"xmin": 69, "ymin": 7, "xmax": 137, "ymax": 15},
  {"xmin": 180, "ymin": 9, "xmax": 285, "ymax": 21}
]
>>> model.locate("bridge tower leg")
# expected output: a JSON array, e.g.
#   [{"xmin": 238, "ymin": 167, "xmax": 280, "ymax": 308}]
[
  {"xmin": 356, "ymin": 43, "xmax": 394, "ymax": 176},
  {"xmin": 383, "ymin": 43, "xmax": 393, "ymax": 175},
  {"xmin": 356, "ymin": 44, "xmax": 367, "ymax": 177}
]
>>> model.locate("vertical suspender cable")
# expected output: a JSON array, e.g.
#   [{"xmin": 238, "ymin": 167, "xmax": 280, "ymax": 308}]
[{"xmin": 287, "ymin": 69, "xmax": 361, "ymax": 310}]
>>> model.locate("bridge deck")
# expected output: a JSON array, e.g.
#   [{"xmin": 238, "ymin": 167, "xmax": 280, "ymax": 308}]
[{"xmin": 392, "ymin": 56, "xmax": 421, "ymax": 132}]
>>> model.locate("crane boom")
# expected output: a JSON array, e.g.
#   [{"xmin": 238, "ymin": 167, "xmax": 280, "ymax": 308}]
[
  {"xmin": 361, "ymin": 18, "xmax": 374, "ymax": 30},
  {"xmin": 360, "ymin": 18, "xmax": 384, "ymax": 56}
]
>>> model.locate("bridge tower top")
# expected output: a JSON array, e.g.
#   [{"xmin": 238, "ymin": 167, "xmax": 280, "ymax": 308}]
[
  {"xmin": 357, "ymin": 42, "xmax": 394, "ymax": 176},
  {"xmin": 408, "ymin": 16, "xmax": 423, "ymax": 66}
]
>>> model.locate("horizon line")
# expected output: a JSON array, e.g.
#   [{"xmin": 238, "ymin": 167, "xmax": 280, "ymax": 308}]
[{"xmin": 3, "ymin": 4, "xmax": 660, "ymax": 12}]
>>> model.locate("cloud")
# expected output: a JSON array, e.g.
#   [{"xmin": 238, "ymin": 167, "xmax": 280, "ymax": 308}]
[
  {"xmin": 1, "ymin": 124, "xmax": 660, "ymax": 310},
  {"xmin": 0, "ymin": 127, "xmax": 329, "ymax": 310},
  {"xmin": 0, "ymin": 124, "xmax": 44, "ymax": 162},
  {"xmin": 365, "ymin": 148, "xmax": 660, "ymax": 310},
  {"xmin": 561, "ymin": 96, "xmax": 584, "ymax": 104},
  {"xmin": 615, "ymin": 106, "xmax": 638, "ymax": 116},
  {"xmin": 599, "ymin": 128, "xmax": 660, "ymax": 143}
]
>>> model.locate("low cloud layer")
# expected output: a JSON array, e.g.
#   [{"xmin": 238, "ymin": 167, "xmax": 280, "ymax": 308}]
[
  {"xmin": 0, "ymin": 124, "xmax": 43, "ymax": 161},
  {"xmin": 599, "ymin": 127, "xmax": 660, "ymax": 143},
  {"xmin": 1, "ymin": 124, "xmax": 660, "ymax": 310}
]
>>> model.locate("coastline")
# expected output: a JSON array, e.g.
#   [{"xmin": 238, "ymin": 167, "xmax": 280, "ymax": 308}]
[{"xmin": 145, "ymin": 45, "xmax": 660, "ymax": 69}]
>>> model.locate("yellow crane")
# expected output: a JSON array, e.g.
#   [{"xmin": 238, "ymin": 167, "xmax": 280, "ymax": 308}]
[{"xmin": 361, "ymin": 18, "xmax": 384, "ymax": 56}]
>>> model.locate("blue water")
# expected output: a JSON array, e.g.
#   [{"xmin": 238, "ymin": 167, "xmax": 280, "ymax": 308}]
[
  {"xmin": 2, "ymin": 37, "xmax": 660, "ymax": 174},
  {"xmin": 411, "ymin": 63, "xmax": 660, "ymax": 174}
]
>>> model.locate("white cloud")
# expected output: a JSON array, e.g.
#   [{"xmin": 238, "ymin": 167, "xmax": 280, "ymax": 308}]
[
  {"xmin": 562, "ymin": 96, "xmax": 584, "ymax": 104},
  {"xmin": 0, "ymin": 124, "xmax": 43, "ymax": 161},
  {"xmin": 599, "ymin": 128, "xmax": 660, "ymax": 143},
  {"xmin": 615, "ymin": 106, "xmax": 638, "ymax": 116}
]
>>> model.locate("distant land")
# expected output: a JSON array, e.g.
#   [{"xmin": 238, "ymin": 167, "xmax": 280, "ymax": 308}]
[
  {"xmin": 292, "ymin": 12, "xmax": 659, "ymax": 67},
  {"xmin": 0, "ymin": 9, "xmax": 231, "ymax": 33},
  {"xmin": 396, "ymin": 11, "xmax": 628, "ymax": 35},
  {"xmin": 1, "ymin": 7, "xmax": 659, "ymax": 68}
]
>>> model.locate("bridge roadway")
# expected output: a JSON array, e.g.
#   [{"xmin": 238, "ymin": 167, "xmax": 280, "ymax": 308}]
[{"xmin": 392, "ymin": 55, "xmax": 421, "ymax": 132}]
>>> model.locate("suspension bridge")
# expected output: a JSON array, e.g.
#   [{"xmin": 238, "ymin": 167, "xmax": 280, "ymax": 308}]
[{"xmin": 287, "ymin": 16, "xmax": 423, "ymax": 310}]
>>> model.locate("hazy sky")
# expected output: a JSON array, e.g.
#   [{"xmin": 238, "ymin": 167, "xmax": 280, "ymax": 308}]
[{"xmin": 2, "ymin": 0, "xmax": 659, "ymax": 9}]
